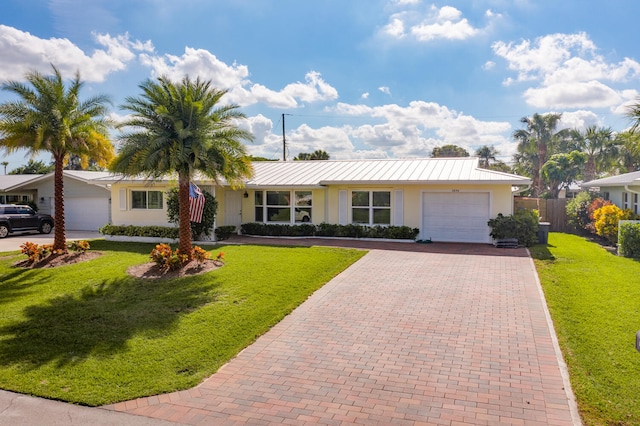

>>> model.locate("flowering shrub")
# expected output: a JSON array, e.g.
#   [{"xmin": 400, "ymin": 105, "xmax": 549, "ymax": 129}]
[
  {"xmin": 19, "ymin": 242, "xmax": 61, "ymax": 262},
  {"xmin": 587, "ymin": 198, "xmax": 613, "ymax": 233},
  {"xmin": 192, "ymin": 246, "xmax": 211, "ymax": 263},
  {"xmin": 150, "ymin": 243, "xmax": 188, "ymax": 271},
  {"xmin": 593, "ymin": 205, "xmax": 635, "ymax": 244},
  {"xmin": 68, "ymin": 240, "xmax": 90, "ymax": 253},
  {"xmin": 215, "ymin": 251, "xmax": 225, "ymax": 263}
]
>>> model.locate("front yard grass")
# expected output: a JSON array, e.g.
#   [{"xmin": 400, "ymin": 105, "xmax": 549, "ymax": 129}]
[
  {"xmin": 0, "ymin": 240, "xmax": 366, "ymax": 406},
  {"xmin": 530, "ymin": 233, "xmax": 640, "ymax": 426}
]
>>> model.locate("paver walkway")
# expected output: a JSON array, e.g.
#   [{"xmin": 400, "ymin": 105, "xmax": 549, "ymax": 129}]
[{"xmin": 106, "ymin": 243, "xmax": 579, "ymax": 425}]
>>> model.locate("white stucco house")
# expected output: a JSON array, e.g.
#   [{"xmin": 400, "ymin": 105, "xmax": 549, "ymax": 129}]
[
  {"xmin": 94, "ymin": 157, "xmax": 531, "ymax": 244},
  {"xmin": 581, "ymin": 170, "xmax": 640, "ymax": 215},
  {"xmin": 0, "ymin": 170, "xmax": 112, "ymax": 231}
]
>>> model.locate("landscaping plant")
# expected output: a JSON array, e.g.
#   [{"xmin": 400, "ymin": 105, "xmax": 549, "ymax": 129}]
[{"xmin": 592, "ymin": 204, "xmax": 635, "ymax": 244}]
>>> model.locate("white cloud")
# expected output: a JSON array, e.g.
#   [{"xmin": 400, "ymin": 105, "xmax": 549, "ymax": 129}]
[
  {"xmin": 379, "ymin": 86, "xmax": 391, "ymax": 95},
  {"xmin": 0, "ymin": 26, "xmax": 149, "ymax": 82},
  {"xmin": 493, "ymin": 32, "xmax": 640, "ymax": 109},
  {"xmin": 361, "ymin": 92, "xmax": 370, "ymax": 99},
  {"xmin": 483, "ymin": 61, "xmax": 495, "ymax": 70},
  {"xmin": 381, "ymin": 5, "xmax": 489, "ymax": 43},
  {"xmin": 140, "ymin": 48, "xmax": 337, "ymax": 108}
]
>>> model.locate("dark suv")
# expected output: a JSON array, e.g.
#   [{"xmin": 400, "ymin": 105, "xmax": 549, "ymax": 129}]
[{"xmin": 0, "ymin": 204, "xmax": 54, "ymax": 238}]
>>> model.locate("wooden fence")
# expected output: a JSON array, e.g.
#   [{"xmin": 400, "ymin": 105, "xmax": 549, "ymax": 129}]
[{"xmin": 514, "ymin": 197, "xmax": 569, "ymax": 232}]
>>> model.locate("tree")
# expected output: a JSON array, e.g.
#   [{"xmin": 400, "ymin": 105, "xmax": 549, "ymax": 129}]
[
  {"xmin": 111, "ymin": 75, "xmax": 254, "ymax": 259},
  {"xmin": 512, "ymin": 113, "xmax": 571, "ymax": 197},
  {"xmin": 615, "ymin": 130, "xmax": 640, "ymax": 173},
  {"xmin": 570, "ymin": 126, "xmax": 616, "ymax": 182},
  {"xmin": 8, "ymin": 159, "xmax": 54, "ymax": 174},
  {"xmin": 294, "ymin": 149, "xmax": 330, "ymax": 160},
  {"xmin": 0, "ymin": 65, "xmax": 113, "ymax": 252},
  {"xmin": 431, "ymin": 144, "xmax": 469, "ymax": 157},
  {"xmin": 1, "ymin": 161, "xmax": 7, "ymax": 175},
  {"xmin": 475, "ymin": 145, "xmax": 498, "ymax": 168},
  {"xmin": 541, "ymin": 151, "xmax": 586, "ymax": 198}
]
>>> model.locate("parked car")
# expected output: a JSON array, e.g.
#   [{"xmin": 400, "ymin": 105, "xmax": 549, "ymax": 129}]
[{"xmin": 0, "ymin": 204, "xmax": 54, "ymax": 238}]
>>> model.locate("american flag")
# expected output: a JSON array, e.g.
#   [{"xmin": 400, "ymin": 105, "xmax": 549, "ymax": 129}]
[{"xmin": 189, "ymin": 183, "xmax": 205, "ymax": 223}]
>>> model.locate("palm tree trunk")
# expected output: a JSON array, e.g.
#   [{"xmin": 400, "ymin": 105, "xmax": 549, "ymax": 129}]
[
  {"xmin": 53, "ymin": 155, "xmax": 67, "ymax": 252},
  {"xmin": 178, "ymin": 173, "xmax": 193, "ymax": 260},
  {"xmin": 536, "ymin": 142, "xmax": 547, "ymax": 197}
]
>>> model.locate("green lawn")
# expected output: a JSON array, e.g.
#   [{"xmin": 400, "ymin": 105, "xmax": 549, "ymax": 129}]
[
  {"xmin": 531, "ymin": 233, "xmax": 640, "ymax": 426},
  {"xmin": 0, "ymin": 240, "xmax": 366, "ymax": 406}
]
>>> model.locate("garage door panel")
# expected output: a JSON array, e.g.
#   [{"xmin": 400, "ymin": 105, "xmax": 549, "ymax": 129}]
[
  {"xmin": 422, "ymin": 192, "xmax": 490, "ymax": 243},
  {"xmin": 65, "ymin": 198, "xmax": 110, "ymax": 231}
]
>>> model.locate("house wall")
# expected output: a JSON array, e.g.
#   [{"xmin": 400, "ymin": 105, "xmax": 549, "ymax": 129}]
[
  {"xmin": 325, "ymin": 184, "xmax": 514, "ymax": 229},
  {"xmin": 237, "ymin": 188, "xmax": 327, "ymax": 224},
  {"xmin": 602, "ymin": 186, "xmax": 640, "ymax": 213},
  {"xmin": 30, "ymin": 176, "xmax": 110, "ymax": 215},
  {"xmin": 110, "ymin": 182, "xmax": 172, "ymax": 227}
]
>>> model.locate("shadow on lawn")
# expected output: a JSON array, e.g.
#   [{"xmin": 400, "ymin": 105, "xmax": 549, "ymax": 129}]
[{"xmin": 0, "ymin": 274, "xmax": 221, "ymax": 370}]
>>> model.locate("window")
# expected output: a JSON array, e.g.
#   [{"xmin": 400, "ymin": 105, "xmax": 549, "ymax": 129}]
[
  {"xmin": 131, "ymin": 190, "xmax": 163, "ymax": 209},
  {"xmin": 623, "ymin": 192, "xmax": 630, "ymax": 210},
  {"xmin": 351, "ymin": 191, "xmax": 391, "ymax": 225},
  {"xmin": 602, "ymin": 192, "xmax": 610, "ymax": 201},
  {"xmin": 635, "ymin": 194, "xmax": 639, "ymax": 214},
  {"xmin": 254, "ymin": 190, "xmax": 313, "ymax": 223}
]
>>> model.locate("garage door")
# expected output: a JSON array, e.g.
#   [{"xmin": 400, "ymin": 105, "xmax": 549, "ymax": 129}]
[
  {"xmin": 422, "ymin": 192, "xmax": 491, "ymax": 243},
  {"xmin": 64, "ymin": 197, "xmax": 110, "ymax": 231}
]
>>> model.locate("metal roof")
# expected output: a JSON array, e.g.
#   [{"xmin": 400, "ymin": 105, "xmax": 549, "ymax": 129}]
[
  {"xmin": 245, "ymin": 158, "xmax": 531, "ymax": 187},
  {"xmin": 581, "ymin": 171, "xmax": 640, "ymax": 188},
  {"xmin": 90, "ymin": 158, "xmax": 531, "ymax": 187},
  {"xmin": 0, "ymin": 174, "xmax": 43, "ymax": 191}
]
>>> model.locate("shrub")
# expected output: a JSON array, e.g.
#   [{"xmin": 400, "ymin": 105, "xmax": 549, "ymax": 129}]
[
  {"xmin": 593, "ymin": 205, "xmax": 635, "ymax": 244},
  {"xmin": 99, "ymin": 224, "xmax": 179, "ymax": 239},
  {"xmin": 149, "ymin": 243, "xmax": 188, "ymax": 271},
  {"xmin": 68, "ymin": 240, "xmax": 90, "ymax": 253},
  {"xmin": 214, "ymin": 226, "xmax": 236, "ymax": 241},
  {"xmin": 191, "ymin": 246, "xmax": 211, "ymax": 264},
  {"xmin": 566, "ymin": 191, "xmax": 594, "ymax": 231},
  {"xmin": 166, "ymin": 187, "xmax": 218, "ymax": 240},
  {"xmin": 487, "ymin": 210, "xmax": 539, "ymax": 247},
  {"xmin": 587, "ymin": 198, "xmax": 612, "ymax": 233},
  {"xmin": 618, "ymin": 221, "xmax": 640, "ymax": 258},
  {"xmin": 240, "ymin": 222, "xmax": 419, "ymax": 240}
]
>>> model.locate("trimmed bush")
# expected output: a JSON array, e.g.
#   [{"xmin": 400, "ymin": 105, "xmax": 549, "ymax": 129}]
[
  {"xmin": 240, "ymin": 222, "xmax": 419, "ymax": 240},
  {"xmin": 618, "ymin": 221, "xmax": 640, "ymax": 258},
  {"xmin": 487, "ymin": 210, "xmax": 539, "ymax": 247},
  {"xmin": 214, "ymin": 226, "xmax": 236, "ymax": 241},
  {"xmin": 99, "ymin": 224, "xmax": 179, "ymax": 239}
]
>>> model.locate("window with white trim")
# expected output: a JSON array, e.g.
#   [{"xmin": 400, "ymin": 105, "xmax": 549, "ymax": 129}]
[
  {"xmin": 254, "ymin": 190, "xmax": 313, "ymax": 223},
  {"xmin": 623, "ymin": 192, "xmax": 630, "ymax": 209},
  {"xmin": 634, "ymin": 193, "xmax": 639, "ymax": 214},
  {"xmin": 131, "ymin": 190, "xmax": 163, "ymax": 209},
  {"xmin": 351, "ymin": 191, "xmax": 391, "ymax": 225}
]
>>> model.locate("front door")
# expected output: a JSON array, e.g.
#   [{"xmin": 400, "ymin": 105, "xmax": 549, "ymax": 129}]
[{"xmin": 224, "ymin": 190, "xmax": 242, "ymax": 230}]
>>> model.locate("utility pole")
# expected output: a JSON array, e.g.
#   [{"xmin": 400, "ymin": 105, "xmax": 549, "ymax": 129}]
[{"xmin": 282, "ymin": 113, "xmax": 286, "ymax": 161}]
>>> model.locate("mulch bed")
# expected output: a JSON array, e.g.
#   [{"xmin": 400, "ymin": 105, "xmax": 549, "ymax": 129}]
[
  {"xmin": 14, "ymin": 251, "xmax": 102, "ymax": 268},
  {"xmin": 127, "ymin": 259, "xmax": 223, "ymax": 280}
]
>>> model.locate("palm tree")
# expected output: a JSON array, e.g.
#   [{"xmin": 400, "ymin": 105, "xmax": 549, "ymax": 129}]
[
  {"xmin": 474, "ymin": 145, "xmax": 498, "ymax": 168},
  {"xmin": 0, "ymin": 65, "xmax": 113, "ymax": 252},
  {"xmin": 512, "ymin": 113, "xmax": 570, "ymax": 197},
  {"xmin": 111, "ymin": 76, "xmax": 254, "ymax": 259},
  {"xmin": 431, "ymin": 144, "xmax": 469, "ymax": 157},
  {"xmin": 616, "ymin": 130, "xmax": 640, "ymax": 173},
  {"xmin": 1, "ymin": 161, "xmax": 8, "ymax": 175},
  {"xmin": 570, "ymin": 126, "xmax": 616, "ymax": 182}
]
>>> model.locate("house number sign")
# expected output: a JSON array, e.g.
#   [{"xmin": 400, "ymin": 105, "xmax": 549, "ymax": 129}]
[{"xmin": 451, "ymin": 189, "xmax": 460, "ymax": 192}]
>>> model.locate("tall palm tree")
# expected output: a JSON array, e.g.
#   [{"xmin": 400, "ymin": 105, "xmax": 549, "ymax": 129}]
[
  {"xmin": 570, "ymin": 126, "xmax": 616, "ymax": 182},
  {"xmin": 474, "ymin": 145, "xmax": 498, "ymax": 168},
  {"xmin": 0, "ymin": 65, "xmax": 113, "ymax": 252},
  {"xmin": 616, "ymin": 130, "xmax": 640, "ymax": 173},
  {"xmin": 111, "ymin": 76, "xmax": 254, "ymax": 258},
  {"xmin": 512, "ymin": 113, "xmax": 570, "ymax": 197}
]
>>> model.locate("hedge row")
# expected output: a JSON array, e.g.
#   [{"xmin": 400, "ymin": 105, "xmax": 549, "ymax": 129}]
[
  {"xmin": 99, "ymin": 224, "xmax": 179, "ymax": 239},
  {"xmin": 241, "ymin": 222, "xmax": 420, "ymax": 240}
]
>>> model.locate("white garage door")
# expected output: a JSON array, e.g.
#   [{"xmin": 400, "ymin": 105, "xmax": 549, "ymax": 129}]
[
  {"xmin": 422, "ymin": 192, "xmax": 491, "ymax": 243},
  {"xmin": 64, "ymin": 197, "xmax": 110, "ymax": 231}
]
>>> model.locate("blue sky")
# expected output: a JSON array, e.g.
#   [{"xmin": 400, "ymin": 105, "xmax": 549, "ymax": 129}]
[{"xmin": 1, "ymin": 0, "xmax": 640, "ymax": 171}]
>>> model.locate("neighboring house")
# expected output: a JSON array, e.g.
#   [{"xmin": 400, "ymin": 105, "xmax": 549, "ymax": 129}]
[
  {"xmin": 581, "ymin": 170, "xmax": 640, "ymax": 215},
  {"xmin": 95, "ymin": 157, "xmax": 531, "ymax": 244},
  {"xmin": 0, "ymin": 170, "xmax": 112, "ymax": 231},
  {"xmin": 558, "ymin": 182, "xmax": 582, "ymax": 199}
]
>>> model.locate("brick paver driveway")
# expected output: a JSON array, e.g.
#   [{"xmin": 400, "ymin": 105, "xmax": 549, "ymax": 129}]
[{"xmin": 107, "ymin": 242, "xmax": 579, "ymax": 425}]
